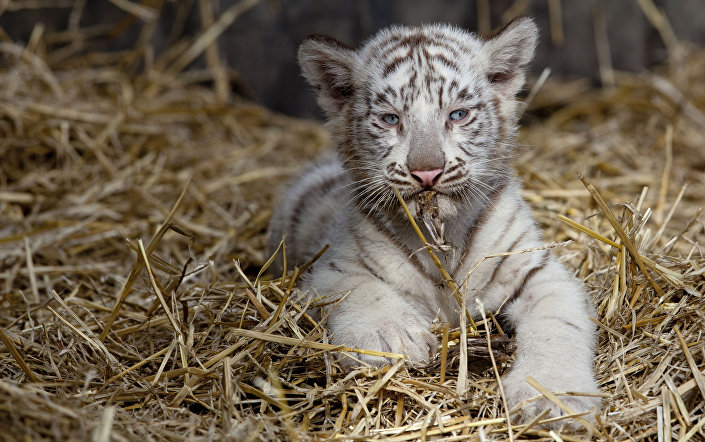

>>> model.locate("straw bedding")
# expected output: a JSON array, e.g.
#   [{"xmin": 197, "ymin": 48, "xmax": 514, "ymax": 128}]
[{"xmin": 1, "ymin": 5, "xmax": 704, "ymax": 441}]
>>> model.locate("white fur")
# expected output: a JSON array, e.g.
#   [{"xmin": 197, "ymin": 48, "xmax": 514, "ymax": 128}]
[{"xmin": 268, "ymin": 19, "xmax": 600, "ymax": 428}]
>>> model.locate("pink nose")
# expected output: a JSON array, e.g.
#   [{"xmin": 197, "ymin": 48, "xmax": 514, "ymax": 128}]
[{"xmin": 410, "ymin": 168, "xmax": 443, "ymax": 187}]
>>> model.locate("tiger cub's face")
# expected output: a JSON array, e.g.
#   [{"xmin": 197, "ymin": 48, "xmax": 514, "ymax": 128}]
[{"xmin": 299, "ymin": 19, "xmax": 538, "ymax": 219}]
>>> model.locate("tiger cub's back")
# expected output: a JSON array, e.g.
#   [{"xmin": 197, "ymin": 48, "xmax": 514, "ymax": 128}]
[{"xmin": 267, "ymin": 154, "xmax": 349, "ymax": 272}]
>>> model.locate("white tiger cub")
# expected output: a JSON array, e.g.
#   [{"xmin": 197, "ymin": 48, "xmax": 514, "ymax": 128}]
[{"xmin": 268, "ymin": 18, "xmax": 601, "ymax": 424}]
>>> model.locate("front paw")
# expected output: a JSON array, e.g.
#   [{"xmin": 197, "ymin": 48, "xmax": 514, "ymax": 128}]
[
  {"xmin": 330, "ymin": 312, "xmax": 437, "ymax": 368},
  {"xmin": 503, "ymin": 370, "xmax": 601, "ymax": 430}
]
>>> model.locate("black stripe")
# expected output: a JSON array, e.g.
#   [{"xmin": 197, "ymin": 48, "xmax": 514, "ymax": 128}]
[
  {"xmin": 384, "ymin": 35, "xmax": 462, "ymax": 59},
  {"xmin": 387, "ymin": 177, "xmax": 409, "ymax": 186},
  {"xmin": 383, "ymin": 55, "xmax": 410, "ymax": 78},
  {"xmin": 457, "ymin": 142, "xmax": 480, "ymax": 157},
  {"xmin": 424, "ymin": 73, "xmax": 433, "ymax": 94},
  {"xmin": 372, "ymin": 34, "xmax": 401, "ymax": 55},
  {"xmin": 427, "ymin": 53, "xmax": 460, "ymax": 72},
  {"xmin": 527, "ymin": 293, "xmax": 552, "ymax": 309},
  {"xmin": 486, "ymin": 236, "xmax": 523, "ymax": 286},
  {"xmin": 363, "ymin": 130, "xmax": 382, "ymax": 140},
  {"xmin": 504, "ymin": 252, "xmax": 550, "ymax": 307},
  {"xmin": 389, "ymin": 169, "xmax": 405, "ymax": 178},
  {"xmin": 358, "ymin": 256, "xmax": 387, "ymax": 284},
  {"xmin": 364, "ymin": 215, "xmax": 437, "ymax": 283},
  {"xmin": 461, "ymin": 114, "xmax": 478, "ymax": 127},
  {"xmin": 351, "ymin": 228, "xmax": 389, "ymax": 285},
  {"xmin": 286, "ymin": 172, "xmax": 341, "ymax": 240},
  {"xmin": 407, "ymin": 71, "xmax": 418, "ymax": 87},
  {"xmin": 491, "ymin": 96, "xmax": 505, "ymax": 137},
  {"xmin": 491, "ymin": 211, "xmax": 519, "ymax": 249},
  {"xmin": 538, "ymin": 316, "xmax": 583, "ymax": 333},
  {"xmin": 373, "ymin": 91, "xmax": 394, "ymax": 106},
  {"xmin": 456, "ymin": 87, "xmax": 473, "ymax": 101},
  {"xmin": 444, "ymin": 162, "xmax": 464, "ymax": 175},
  {"xmin": 328, "ymin": 261, "xmax": 344, "ymax": 273},
  {"xmin": 425, "ymin": 35, "xmax": 463, "ymax": 57},
  {"xmin": 451, "ymin": 180, "xmax": 509, "ymax": 275},
  {"xmin": 441, "ymin": 171, "xmax": 463, "ymax": 183}
]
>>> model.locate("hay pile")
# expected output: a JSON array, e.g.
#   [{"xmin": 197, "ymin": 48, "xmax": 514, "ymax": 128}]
[{"xmin": 1, "ymin": 4, "xmax": 704, "ymax": 441}]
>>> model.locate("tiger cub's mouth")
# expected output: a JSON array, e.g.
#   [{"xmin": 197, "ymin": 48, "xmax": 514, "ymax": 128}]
[
  {"xmin": 414, "ymin": 190, "xmax": 439, "ymax": 220},
  {"xmin": 397, "ymin": 189, "xmax": 461, "ymax": 226},
  {"xmin": 414, "ymin": 190, "xmax": 451, "ymax": 250}
]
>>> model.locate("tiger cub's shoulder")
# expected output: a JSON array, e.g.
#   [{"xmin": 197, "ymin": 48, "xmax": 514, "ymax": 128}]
[{"xmin": 267, "ymin": 154, "xmax": 349, "ymax": 271}]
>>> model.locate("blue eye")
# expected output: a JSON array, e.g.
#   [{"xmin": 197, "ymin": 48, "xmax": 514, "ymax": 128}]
[
  {"xmin": 449, "ymin": 109, "xmax": 468, "ymax": 121},
  {"xmin": 382, "ymin": 114, "xmax": 400, "ymax": 125}
]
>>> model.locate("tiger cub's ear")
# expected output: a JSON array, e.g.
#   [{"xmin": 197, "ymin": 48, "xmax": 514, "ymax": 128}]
[
  {"xmin": 298, "ymin": 35, "xmax": 359, "ymax": 118},
  {"xmin": 480, "ymin": 17, "xmax": 538, "ymax": 97}
]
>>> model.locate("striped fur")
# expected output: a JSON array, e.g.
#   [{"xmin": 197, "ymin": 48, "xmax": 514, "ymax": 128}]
[{"xmin": 268, "ymin": 18, "xmax": 600, "ymax": 426}]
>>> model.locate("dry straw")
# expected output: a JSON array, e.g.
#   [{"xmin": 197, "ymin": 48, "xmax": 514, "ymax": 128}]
[{"xmin": 1, "ymin": 1, "xmax": 705, "ymax": 440}]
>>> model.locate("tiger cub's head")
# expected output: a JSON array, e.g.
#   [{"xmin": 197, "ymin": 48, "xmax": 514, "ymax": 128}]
[{"xmin": 299, "ymin": 19, "xmax": 538, "ymax": 219}]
